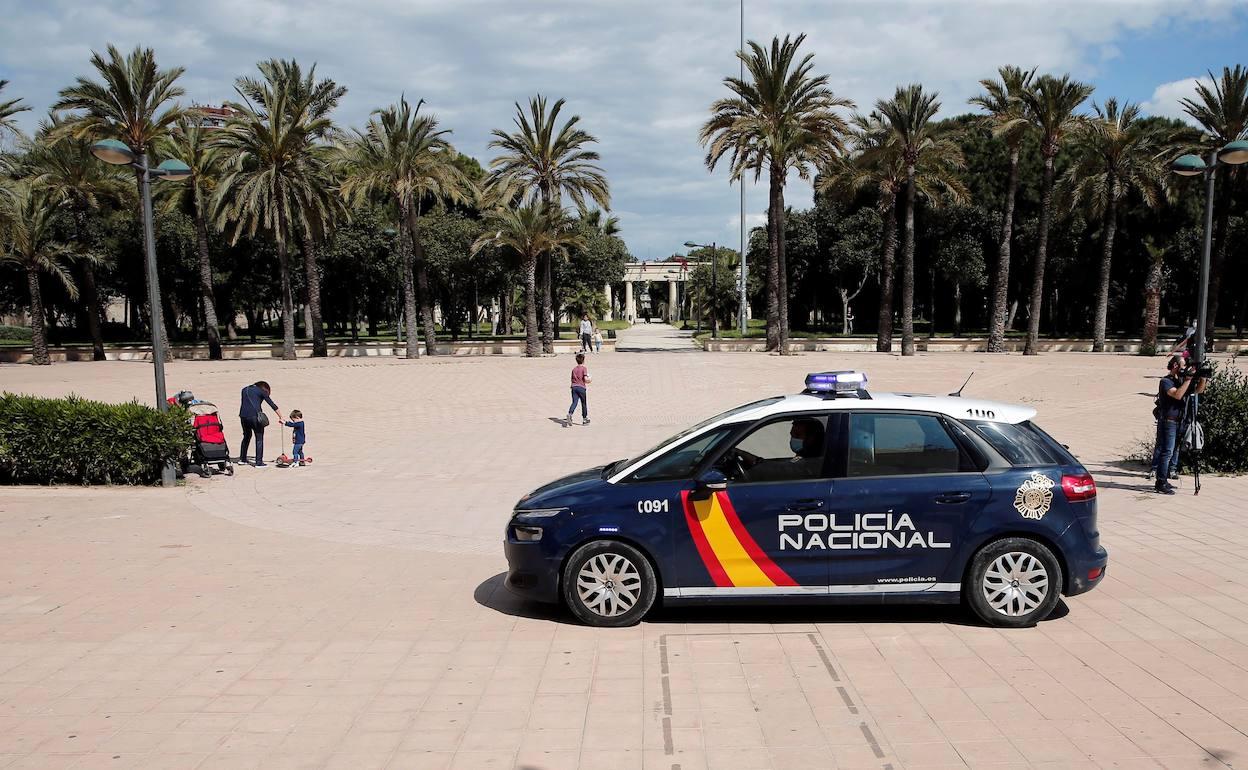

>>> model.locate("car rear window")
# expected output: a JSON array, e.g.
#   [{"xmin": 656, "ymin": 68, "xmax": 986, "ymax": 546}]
[{"xmin": 966, "ymin": 420, "xmax": 1066, "ymax": 466}]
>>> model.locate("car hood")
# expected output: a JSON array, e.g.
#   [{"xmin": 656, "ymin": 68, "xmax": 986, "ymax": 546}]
[{"xmin": 516, "ymin": 465, "xmax": 610, "ymax": 509}]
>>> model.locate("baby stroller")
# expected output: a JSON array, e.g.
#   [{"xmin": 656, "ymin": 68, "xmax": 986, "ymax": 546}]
[{"xmin": 187, "ymin": 401, "xmax": 234, "ymax": 477}]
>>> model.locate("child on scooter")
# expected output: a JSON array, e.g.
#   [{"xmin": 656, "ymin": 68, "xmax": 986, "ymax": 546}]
[{"xmin": 284, "ymin": 410, "xmax": 308, "ymax": 466}]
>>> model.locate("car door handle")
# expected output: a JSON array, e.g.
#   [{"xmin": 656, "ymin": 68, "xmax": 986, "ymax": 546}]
[
  {"xmin": 934, "ymin": 491, "xmax": 972, "ymax": 505},
  {"xmin": 785, "ymin": 499, "xmax": 825, "ymax": 512}
]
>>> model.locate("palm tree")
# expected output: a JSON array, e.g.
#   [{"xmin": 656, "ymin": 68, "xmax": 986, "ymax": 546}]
[
  {"xmin": 1020, "ymin": 74, "xmax": 1094, "ymax": 355},
  {"xmin": 1062, "ymin": 100, "xmax": 1164, "ymax": 352},
  {"xmin": 472, "ymin": 203, "xmax": 585, "ymax": 356},
  {"xmin": 213, "ymin": 59, "xmax": 341, "ymax": 360},
  {"xmin": 339, "ymin": 96, "xmax": 471, "ymax": 358},
  {"xmin": 0, "ymin": 79, "xmax": 29, "ymax": 142},
  {"xmin": 819, "ymin": 113, "xmax": 903, "ymax": 351},
  {"xmin": 1141, "ymin": 237, "xmax": 1166, "ymax": 355},
  {"xmin": 53, "ymin": 45, "xmax": 185, "ymax": 356},
  {"xmin": 489, "ymin": 95, "xmax": 609, "ymax": 353},
  {"xmin": 159, "ymin": 116, "xmax": 226, "ymax": 359},
  {"xmin": 970, "ymin": 66, "xmax": 1035, "ymax": 353},
  {"xmin": 701, "ymin": 34, "xmax": 852, "ymax": 352},
  {"xmin": 873, "ymin": 85, "xmax": 967, "ymax": 356},
  {"xmin": 26, "ymin": 114, "xmax": 127, "ymax": 361},
  {"xmin": 581, "ymin": 208, "xmax": 621, "ymax": 236},
  {"xmin": 1180, "ymin": 65, "xmax": 1248, "ymax": 333},
  {"xmin": 0, "ymin": 181, "xmax": 82, "ymax": 365}
]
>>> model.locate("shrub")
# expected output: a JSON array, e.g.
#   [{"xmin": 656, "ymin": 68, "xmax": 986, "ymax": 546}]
[
  {"xmin": 1193, "ymin": 363, "xmax": 1248, "ymax": 473},
  {"xmin": 0, "ymin": 325, "xmax": 33, "ymax": 342},
  {"xmin": 0, "ymin": 393, "xmax": 194, "ymax": 485}
]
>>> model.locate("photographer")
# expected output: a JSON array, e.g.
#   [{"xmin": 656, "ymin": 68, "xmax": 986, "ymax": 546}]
[{"xmin": 1151, "ymin": 355, "xmax": 1206, "ymax": 494}]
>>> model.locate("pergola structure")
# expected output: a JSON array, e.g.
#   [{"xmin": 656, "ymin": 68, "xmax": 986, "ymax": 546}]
[{"xmin": 604, "ymin": 260, "xmax": 703, "ymax": 322}]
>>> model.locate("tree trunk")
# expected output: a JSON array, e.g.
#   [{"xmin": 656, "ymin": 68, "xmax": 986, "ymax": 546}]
[
  {"xmin": 765, "ymin": 165, "xmax": 784, "ymax": 352},
  {"xmin": 1142, "ymin": 246, "xmax": 1163, "ymax": 354},
  {"xmin": 876, "ymin": 197, "xmax": 898, "ymax": 352},
  {"xmin": 192, "ymin": 188, "xmax": 223, "ymax": 360},
  {"xmin": 953, "ymin": 283, "xmax": 963, "ymax": 337},
  {"xmin": 69, "ymin": 207, "xmax": 106, "ymax": 361},
  {"xmin": 26, "ymin": 268, "xmax": 50, "ymax": 366},
  {"xmin": 499, "ymin": 290, "xmax": 510, "ymax": 336},
  {"xmin": 1024, "ymin": 154, "xmax": 1056, "ymax": 356},
  {"xmin": 900, "ymin": 164, "xmax": 917, "ymax": 357},
  {"xmin": 226, "ymin": 320, "xmax": 238, "ymax": 341},
  {"xmin": 523, "ymin": 255, "xmax": 540, "ymax": 357},
  {"xmin": 396, "ymin": 203, "xmax": 420, "ymax": 359},
  {"xmin": 406, "ymin": 206, "xmax": 438, "ymax": 357},
  {"xmin": 1006, "ymin": 299, "xmax": 1019, "ymax": 331},
  {"xmin": 987, "ymin": 146, "xmax": 1021, "ymax": 353},
  {"xmin": 300, "ymin": 232, "xmax": 327, "ymax": 357},
  {"xmin": 774, "ymin": 170, "xmax": 789, "ymax": 353},
  {"xmin": 274, "ymin": 198, "xmax": 297, "ymax": 360},
  {"xmin": 1092, "ymin": 187, "xmax": 1118, "ymax": 353},
  {"xmin": 540, "ymin": 252, "xmax": 554, "ymax": 353}
]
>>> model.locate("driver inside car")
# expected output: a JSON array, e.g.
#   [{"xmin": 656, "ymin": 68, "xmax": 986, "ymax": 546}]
[{"xmin": 725, "ymin": 417, "xmax": 826, "ymax": 483}]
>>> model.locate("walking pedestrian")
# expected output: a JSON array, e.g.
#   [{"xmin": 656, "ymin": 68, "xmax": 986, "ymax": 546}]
[
  {"xmin": 239, "ymin": 380, "xmax": 282, "ymax": 467},
  {"xmin": 579, "ymin": 313, "xmax": 593, "ymax": 352},
  {"xmin": 593, "ymin": 326, "xmax": 603, "ymax": 353},
  {"xmin": 565, "ymin": 352, "xmax": 591, "ymax": 427}
]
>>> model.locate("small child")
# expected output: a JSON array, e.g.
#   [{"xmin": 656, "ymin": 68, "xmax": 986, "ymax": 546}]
[
  {"xmin": 593, "ymin": 327, "xmax": 603, "ymax": 353},
  {"xmin": 565, "ymin": 353, "xmax": 591, "ymax": 427},
  {"xmin": 284, "ymin": 410, "xmax": 308, "ymax": 466}
]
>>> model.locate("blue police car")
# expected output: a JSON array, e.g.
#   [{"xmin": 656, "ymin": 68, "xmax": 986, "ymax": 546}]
[{"xmin": 504, "ymin": 371, "xmax": 1106, "ymax": 628}]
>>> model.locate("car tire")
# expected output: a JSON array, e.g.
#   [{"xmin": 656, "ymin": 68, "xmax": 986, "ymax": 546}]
[
  {"xmin": 965, "ymin": 537, "xmax": 1062, "ymax": 628},
  {"xmin": 562, "ymin": 540, "xmax": 657, "ymax": 628}
]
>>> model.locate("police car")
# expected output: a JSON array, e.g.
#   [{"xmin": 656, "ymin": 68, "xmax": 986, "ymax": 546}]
[{"xmin": 504, "ymin": 371, "xmax": 1106, "ymax": 628}]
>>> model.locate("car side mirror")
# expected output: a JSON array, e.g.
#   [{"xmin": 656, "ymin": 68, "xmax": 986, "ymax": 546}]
[{"xmin": 697, "ymin": 469, "xmax": 728, "ymax": 492}]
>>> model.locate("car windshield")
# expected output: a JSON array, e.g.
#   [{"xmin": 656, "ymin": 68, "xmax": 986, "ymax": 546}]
[{"xmin": 610, "ymin": 397, "xmax": 783, "ymax": 475}]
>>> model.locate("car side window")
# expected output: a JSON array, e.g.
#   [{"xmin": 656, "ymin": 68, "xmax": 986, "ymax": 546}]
[
  {"xmin": 849, "ymin": 413, "xmax": 969, "ymax": 477},
  {"xmin": 625, "ymin": 426, "xmax": 735, "ymax": 482},
  {"xmin": 715, "ymin": 416, "xmax": 831, "ymax": 484}
]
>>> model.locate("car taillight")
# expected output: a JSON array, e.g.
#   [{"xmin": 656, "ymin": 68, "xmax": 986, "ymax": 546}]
[{"xmin": 1062, "ymin": 473, "xmax": 1097, "ymax": 502}]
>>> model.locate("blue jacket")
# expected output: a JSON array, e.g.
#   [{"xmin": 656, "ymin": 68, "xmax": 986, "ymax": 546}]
[
  {"xmin": 284, "ymin": 420, "xmax": 306, "ymax": 444},
  {"xmin": 239, "ymin": 384, "xmax": 277, "ymax": 421}
]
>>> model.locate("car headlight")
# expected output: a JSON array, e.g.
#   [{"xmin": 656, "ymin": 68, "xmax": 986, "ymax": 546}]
[{"xmin": 513, "ymin": 507, "xmax": 569, "ymax": 522}]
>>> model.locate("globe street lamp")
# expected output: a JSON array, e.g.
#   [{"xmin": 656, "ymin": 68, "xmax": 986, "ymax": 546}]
[
  {"xmin": 1169, "ymin": 138, "xmax": 1248, "ymax": 364},
  {"xmin": 685, "ymin": 241, "xmax": 719, "ymax": 339},
  {"xmin": 91, "ymin": 139, "xmax": 192, "ymax": 487}
]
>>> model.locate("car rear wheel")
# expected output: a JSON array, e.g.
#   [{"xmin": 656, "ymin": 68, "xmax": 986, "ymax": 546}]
[
  {"xmin": 966, "ymin": 537, "xmax": 1062, "ymax": 628},
  {"xmin": 562, "ymin": 540, "xmax": 657, "ymax": 627}
]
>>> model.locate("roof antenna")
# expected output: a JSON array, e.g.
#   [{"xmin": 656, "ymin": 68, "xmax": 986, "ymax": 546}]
[{"xmin": 949, "ymin": 372, "xmax": 974, "ymax": 398}]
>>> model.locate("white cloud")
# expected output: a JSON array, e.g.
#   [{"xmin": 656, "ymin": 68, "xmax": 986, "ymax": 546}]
[
  {"xmin": 1141, "ymin": 77, "xmax": 1210, "ymax": 125},
  {"xmin": 0, "ymin": 0, "xmax": 1238, "ymax": 257}
]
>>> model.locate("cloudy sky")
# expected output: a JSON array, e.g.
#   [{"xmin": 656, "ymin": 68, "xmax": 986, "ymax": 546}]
[{"xmin": 1, "ymin": 0, "xmax": 1245, "ymax": 259}]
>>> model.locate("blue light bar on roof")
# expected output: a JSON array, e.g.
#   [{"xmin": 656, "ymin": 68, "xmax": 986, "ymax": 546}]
[{"xmin": 805, "ymin": 370, "xmax": 867, "ymax": 393}]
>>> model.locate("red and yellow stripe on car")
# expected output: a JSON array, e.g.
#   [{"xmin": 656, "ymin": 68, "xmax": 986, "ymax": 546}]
[{"xmin": 681, "ymin": 490, "xmax": 796, "ymax": 588}]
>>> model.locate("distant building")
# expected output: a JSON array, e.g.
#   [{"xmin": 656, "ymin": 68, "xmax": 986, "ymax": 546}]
[{"xmin": 188, "ymin": 104, "xmax": 238, "ymax": 129}]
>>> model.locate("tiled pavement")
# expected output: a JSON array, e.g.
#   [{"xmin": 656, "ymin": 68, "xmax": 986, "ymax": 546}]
[{"xmin": 3, "ymin": 343, "xmax": 1248, "ymax": 768}]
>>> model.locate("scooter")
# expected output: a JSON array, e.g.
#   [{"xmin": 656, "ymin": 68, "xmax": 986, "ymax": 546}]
[{"xmin": 275, "ymin": 423, "xmax": 313, "ymax": 467}]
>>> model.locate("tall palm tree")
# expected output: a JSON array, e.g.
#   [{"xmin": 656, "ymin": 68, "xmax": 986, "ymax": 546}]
[
  {"xmin": 970, "ymin": 66, "xmax": 1035, "ymax": 352},
  {"xmin": 472, "ymin": 203, "xmax": 585, "ymax": 357},
  {"xmin": 819, "ymin": 113, "xmax": 903, "ymax": 352},
  {"xmin": 581, "ymin": 208, "xmax": 621, "ymax": 236},
  {"xmin": 213, "ymin": 60, "xmax": 340, "ymax": 360},
  {"xmin": 0, "ymin": 181, "xmax": 82, "ymax": 365},
  {"xmin": 339, "ymin": 96, "xmax": 471, "ymax": 358},
  {"xmin": 26, "ymin": 114, "xmax": 127, "ymax": 361},
  {"xmin": 1181, "ymin": 65, "xmax": 1248, "ymax": 333},
  {"xmin": 873, "ymin": 84, "xmax": 968, "ymax": 356},
  {"xmin": 159, "ymin": 116, "xmax": 226, "ymax": 359},
  {"xmin": 489, "ymin": 95, "xmax": 609, "ymax": 353},
  {"xmin": 53, "ymin": 45, "xmax": 184, "ymax": 356},
  {"xmin": 1141, "ymin": 237, "xmax": 1166, "ymax": 355},
  {"xmin": 1020, "ymin": 74, "xmax": 1093, "ymax": 355},
  {"xmin": 0, "ymin": 79, "xmax": 29, "ymax": 142},
  {"xmin": 701, "ymin": 34, "xmax": 852, "ymax": 352},
  {"xmin": 1062, "ymin": 100, "xmax": 1164, "ymax": 352}
]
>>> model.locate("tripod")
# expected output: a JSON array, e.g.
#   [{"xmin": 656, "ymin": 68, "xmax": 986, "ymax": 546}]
[{"xmin": 1178, "ymin": 389, "xmax": 1203, "ymax": 496}]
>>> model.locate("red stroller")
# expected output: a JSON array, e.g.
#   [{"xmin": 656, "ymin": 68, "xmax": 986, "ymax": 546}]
[{"xmin": 187, "ymin": 402, "xmax": 234, "ymax": 477}]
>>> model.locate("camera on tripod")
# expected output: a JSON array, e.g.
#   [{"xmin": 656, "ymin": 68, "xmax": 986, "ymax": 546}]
[{"xmin": 1182, "ymin": 360, "xmax": 1214, "ymax": 380}]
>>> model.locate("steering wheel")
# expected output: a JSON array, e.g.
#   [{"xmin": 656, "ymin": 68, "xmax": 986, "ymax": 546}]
[{"xmin": 722, "ymin": 449, "xmax": 749, "ymax": 480}]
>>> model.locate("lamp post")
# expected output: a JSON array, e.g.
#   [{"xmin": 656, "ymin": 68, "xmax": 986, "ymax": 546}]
[
  {"xmin": 91, "ymin": 139, "xmax": 191, "ymax": 488},
  {"xmin": 1169, "ymin": 138, "xmax": 1248, "ymax": 363},
  {"xmin": 684, "ymin": 241, "xmax": 719, "ymax": 339}
]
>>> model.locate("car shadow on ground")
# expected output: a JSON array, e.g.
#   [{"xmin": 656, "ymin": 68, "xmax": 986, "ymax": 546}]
[{"xmin": 474, "ymin": 572, "xmax": 1070, "ymax": 629}]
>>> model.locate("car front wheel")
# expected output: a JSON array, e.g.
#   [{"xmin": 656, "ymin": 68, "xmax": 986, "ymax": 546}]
[
  {"xmin": 966, "ymin": 537, "xmax": 1062, "ymax": 628},
  {"xmin": 562, "ymin": 540, "xmax": 657, "ymax": 627}
]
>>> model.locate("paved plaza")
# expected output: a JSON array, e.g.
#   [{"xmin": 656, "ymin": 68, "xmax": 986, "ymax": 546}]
[{"xmin": 3, "ymin": 327, "xmax": 1248, "ymax": 769}]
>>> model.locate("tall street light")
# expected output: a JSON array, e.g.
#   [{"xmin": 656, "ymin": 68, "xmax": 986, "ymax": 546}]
[
  {"xmin": 1169, "ymin": 138, "xmax": 1248, "ymax": 363},
  {"xmin": 91, "ymin": 138, "xmax": 192, "ymax": 487},
  {"xmin": 685, "ymin": 241, "xmax": 719, "ymax": 339}
]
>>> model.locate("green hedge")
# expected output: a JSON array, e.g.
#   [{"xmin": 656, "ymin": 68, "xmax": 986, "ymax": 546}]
[
  {"xmin": 1197, "ymin": 364, "xmax": 1248, "ymax": 473},
  {"xmin": 0, "ymin": 393, "xmax": 194, "ymax": 485},
  {"xmin": 0, "ymin": 325, "xmax": 32, "ymax": 342}
]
